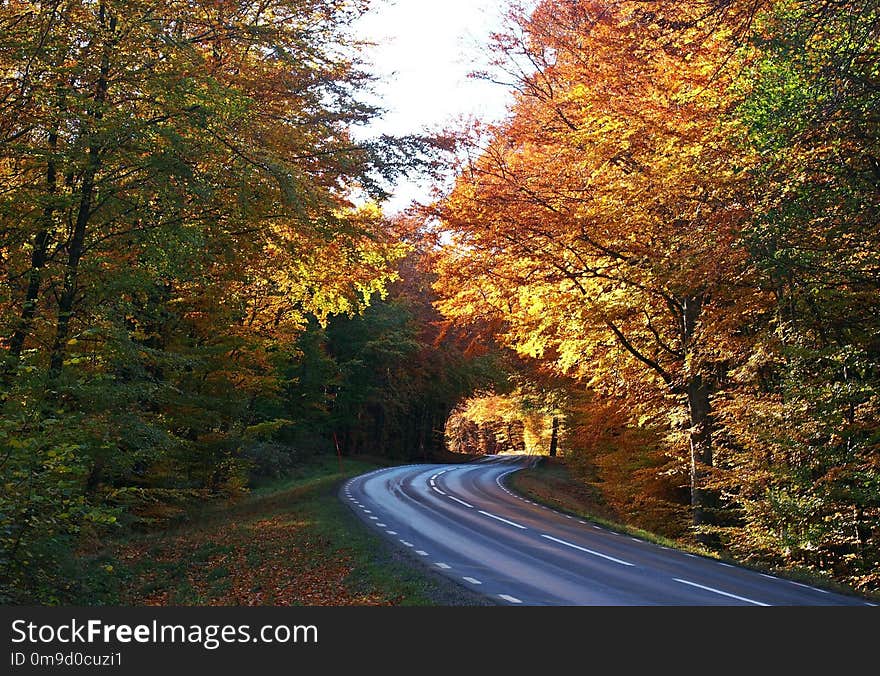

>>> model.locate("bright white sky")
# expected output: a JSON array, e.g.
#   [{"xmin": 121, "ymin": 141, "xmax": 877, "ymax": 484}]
[{"xmin": 353, "ymin": 0, "xmax": 528, "ymax": 212}]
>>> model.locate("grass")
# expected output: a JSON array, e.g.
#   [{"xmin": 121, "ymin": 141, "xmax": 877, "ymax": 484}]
[
  {"xmin": 510, "ymin": 457, "xmax": 880, "ymax": 603},
  {"xmin": 77, "ymin": 451, "xmax": 876, "ymax": 605},
  {"xmin": 510, "ymin": 460, "xmax": 697, "ymax": 551},
  {"xmin": 79, "ymin": 454, "xmax": 486, "ymax": 606}
]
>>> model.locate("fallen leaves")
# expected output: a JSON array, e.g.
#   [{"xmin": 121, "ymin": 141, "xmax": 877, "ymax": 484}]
[{"xmin": 116, "ymin": 514, "xmax": 393, "ymax": 606}]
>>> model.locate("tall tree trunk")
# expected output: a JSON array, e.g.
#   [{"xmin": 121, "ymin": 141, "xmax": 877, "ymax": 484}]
[
  {"xmin": 48, "ymin": 7, "xmax": 116, "ymax": 378},
  {"xmin": 6, "ymin": 230, "xmax": 51, "ymax": 366},
  {"xmin": 680, "ymin": 294, "xmax": 718, "ymax": 545},
  {"xmin": 48, "ymin": 146, "xmax": 98, "ymax": 377},
  {"xmin": 3, "ymin": 2, "xmax": 75, "ymax": 378},
  {"xmin": 548, "ymin": 415, "xmax": 559, "ymax": 457},
  {"xmin": 4, "ymin": 100, "xmax": 62, "ymax": 378},
  {"xmin": 686, "ymin": 374, "xmax": 714, "ymax": 540}
]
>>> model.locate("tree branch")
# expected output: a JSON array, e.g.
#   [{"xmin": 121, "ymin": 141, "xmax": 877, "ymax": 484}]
[{"xmin": 605, "ymin": 318, "xmax": 676, "ymax": 387}]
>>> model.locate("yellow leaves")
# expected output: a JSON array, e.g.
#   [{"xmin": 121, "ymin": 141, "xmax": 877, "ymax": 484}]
[{"xmin": 432, "ymin": 0, "xmax": 757, "ymax": 424}]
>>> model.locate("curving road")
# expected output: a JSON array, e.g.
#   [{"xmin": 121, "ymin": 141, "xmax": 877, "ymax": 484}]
[{"xmin": 341, "ymin": 455, "xmax": 874, "ymax": 606}]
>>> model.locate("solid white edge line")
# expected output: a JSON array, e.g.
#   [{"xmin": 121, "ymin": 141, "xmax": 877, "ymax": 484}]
[
  {"xmin": 478, "ymin": 510, "xmax": 527, "ymax": 530},
  {"xmin": 498, "ymin": 594, "xmax": 522, "ymax": 604},
  {"xmin": 431, "ymin": 486, "xmax": 447, "ymax": 496},
  {"xmin": 674, "ymin": 578, "xmax": 770, "ymax": 606},
  {"xmin": 540, "ymin": 533, "xmax": 634, "ymax": 566}
]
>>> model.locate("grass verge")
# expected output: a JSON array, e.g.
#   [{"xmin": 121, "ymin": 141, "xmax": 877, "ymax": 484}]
[
  {"xmin": 510, "ymin": 460, "xmax": 696, "ymax": 551},
  {"xmin": 509, "ymin": 457, "xmax": 879, "ymax": 603},
  {"xmin": 78, "ymin": 455, "xmax": 486, "ymax": 606}
]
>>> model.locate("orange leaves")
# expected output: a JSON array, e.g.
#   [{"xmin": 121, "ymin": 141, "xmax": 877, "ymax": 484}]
[
  {"xmin": 429, "ymin": 1, "xmax": 772, "ymax": 540},
  {"xmin": 117, "ymin": 514, "xmax": 391, "ymax": 607},
  {"xmin": 433, "ymin": 0, "xmax": 755, "ymax": 396}
]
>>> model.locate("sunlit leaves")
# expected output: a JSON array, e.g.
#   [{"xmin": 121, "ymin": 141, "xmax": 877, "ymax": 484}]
[
  {"xmin": 0, "ymin": 0, "xmax": 412, "ymax": 602},
  {"xmin": 433, "ymin": 0, "xmax": 879, "ymax": 585}
]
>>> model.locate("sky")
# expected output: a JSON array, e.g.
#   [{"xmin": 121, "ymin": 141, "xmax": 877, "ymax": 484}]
[{"xmin": 352, "ymin": 0, "xmax": 526, "ymax": 212}]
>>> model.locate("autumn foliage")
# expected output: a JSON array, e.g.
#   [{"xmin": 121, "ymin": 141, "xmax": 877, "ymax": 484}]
[
  {"xmin": 0, "ymin": 0, "xmax": 468, "ymax": 602},
  {"xmin": 1, "ymin": 0, "xmax": 878, "ymax": 602},
  {"xmin": 433, "ymin": 0, "xmax": 880, "ymax": 589}
]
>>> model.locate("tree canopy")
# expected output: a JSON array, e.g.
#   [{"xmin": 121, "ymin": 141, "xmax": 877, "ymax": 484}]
[
  {"xmin": 434, "ymin": 0, "xmax": 879, "ymax": 587},
  {"xmin": 2, "ymin": 0, "xmax": 878, "ymax": 602}
]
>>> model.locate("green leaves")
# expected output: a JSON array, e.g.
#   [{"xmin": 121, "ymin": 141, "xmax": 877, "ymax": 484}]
[{"xmin": 0, "ymin": 0, "xmax": 422, "ymax": 602}]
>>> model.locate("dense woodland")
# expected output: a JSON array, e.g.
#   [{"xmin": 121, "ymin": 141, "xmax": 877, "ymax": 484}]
[{"xmin": 1, "ymin": 0, "xmax": 878, "ymax": 603}]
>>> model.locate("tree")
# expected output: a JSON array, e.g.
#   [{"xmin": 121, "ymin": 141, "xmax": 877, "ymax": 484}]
[
  {"xmin": 716, "ymin": 0, "xmax": 880, "ymax": 578},
  {"xmin": 435, "ymin": 0, "xmax": 880, "ymax": 585},
  {"xmin": 0, "ymin": 0, "xmax": 419, "ymax": 602},
  {"xmin": 434, "ymin": 0, "xmax": 756, "ymax": 539}
]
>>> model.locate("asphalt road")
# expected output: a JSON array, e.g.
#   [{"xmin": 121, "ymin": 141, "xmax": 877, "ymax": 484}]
[{"xmin": 341, "ymin": 455, "xmax": 874, "ymax": 606}]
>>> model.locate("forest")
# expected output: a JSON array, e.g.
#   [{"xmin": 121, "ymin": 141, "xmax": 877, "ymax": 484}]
[{"xmin": 1, "ymin": 0, "xmax": 878, "ymax": 604}]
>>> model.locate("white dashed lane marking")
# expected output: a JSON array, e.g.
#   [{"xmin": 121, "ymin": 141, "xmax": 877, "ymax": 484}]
[
  {"xmin": 674, "ymin": 578, "xmax": 770, "ymax": 606},
  {"xmin": 462, "ymin": 577, "xmax": 482, "ymax": 585},
  {"xmin": 479, "ymin": 510, "xmax": 527, "ymax": 530},
  {"xmin": 540, "ymin": 533, "xmax": 634, "ymax": 567},
  {"xmin": 435, "ymin": 562, "xmax": 452, "ymax": 570},
  {"xmin": 386, "ymin": 530, "xmax": 397, "ymax": 535},
  {"xmin": 399, "ymin": 540, "xmax": 414, "ymax": 547},
  {"xmin": 415, "ymin": 550, "xmax": 428, "ymax": 556},
  {"xmin": 789, "ymin": 581, "xmax": 830, "ymax": 594},
  {"xmin": 498, "ymin": 594, "xmax": 522, "ymax": 604},
  {"xmin": 448, "ymin": 495, "xmax": 474, "ymax": 509}
]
